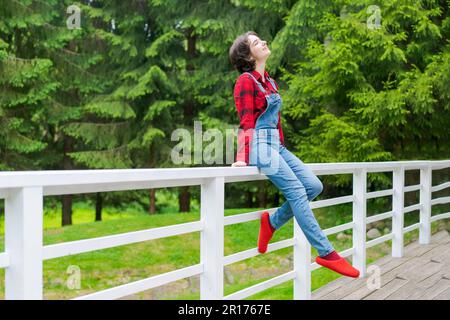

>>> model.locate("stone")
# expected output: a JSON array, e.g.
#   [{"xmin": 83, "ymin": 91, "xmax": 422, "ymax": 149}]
[{"xmin": 367, "ymin": 228, "xmax": 381, "ymax": 239}]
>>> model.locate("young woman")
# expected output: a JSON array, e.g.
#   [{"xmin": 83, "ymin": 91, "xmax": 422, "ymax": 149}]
[{"xmin": 228, "ymin": 31, "xmax": 360, "ymax": 278}]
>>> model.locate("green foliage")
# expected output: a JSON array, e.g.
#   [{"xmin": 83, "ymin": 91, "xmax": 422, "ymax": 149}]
[
  {"xmin": 280, "ymin": 0, "xmax": 450, "ymax": 182},
  {"xmin": 0, "ymin": 0, "xmax": 449, "ymax": 206}
]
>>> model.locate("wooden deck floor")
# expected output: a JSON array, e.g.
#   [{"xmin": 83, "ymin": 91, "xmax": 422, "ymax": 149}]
[{"xmin": 312, "ymin": 230, "xmax": 450, "ymax": 300}]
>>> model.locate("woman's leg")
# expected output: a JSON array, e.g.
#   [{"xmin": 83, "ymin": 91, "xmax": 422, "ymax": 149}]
[
  {"xmin": 269, "ymin": 145, "xmax": 324, "ymax": 231},
  {"xmin": 255, "ymin": 142, "xmax": 334, "ymax": 257}
]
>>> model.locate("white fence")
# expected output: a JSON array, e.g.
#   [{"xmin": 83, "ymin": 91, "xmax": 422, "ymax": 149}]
[{"xmin": 0, "ymin": 160, "xmax": 449, "ymax": 300}]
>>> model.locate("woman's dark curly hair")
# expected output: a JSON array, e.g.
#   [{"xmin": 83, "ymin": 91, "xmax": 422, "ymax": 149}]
[{"xmin": 229, "ymin": 31, "xmax": 258, "ymax": 74}]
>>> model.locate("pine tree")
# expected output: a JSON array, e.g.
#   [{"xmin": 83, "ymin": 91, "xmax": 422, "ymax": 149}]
[
  {"xmin": 274, "ymin": 0, "xmax": 450, "ymax": 189},
  {"xmin": 0, "ymin": 1, "xmax": 58, "ymax": 170},
  {"xmin": 61, "ymin": 0, "xmax": 180, "ymax": 214}
]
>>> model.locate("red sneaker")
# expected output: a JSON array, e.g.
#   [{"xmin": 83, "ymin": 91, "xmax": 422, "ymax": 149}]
[
  {"xmin": 315, "ymin": 256, "xmax": 360, "ymax": 278},
  {"xmin": 257, "ymin": 211, "xmax": 276, "ymax": 254}
]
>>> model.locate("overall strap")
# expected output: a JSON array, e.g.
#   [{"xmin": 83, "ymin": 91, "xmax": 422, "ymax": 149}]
[
  {"xmin": 243, "ymin": 72, "xmax": 266, "ymax": 94},
  {"xmin": 267, "ymin": 76, "xmax": 278, "ymax": 93}
]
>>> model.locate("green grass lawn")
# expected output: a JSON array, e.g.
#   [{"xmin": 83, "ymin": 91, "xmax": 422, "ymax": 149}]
[{"xmin": 0, "ymin": 202, "xmax": 448, "ymax": 300}]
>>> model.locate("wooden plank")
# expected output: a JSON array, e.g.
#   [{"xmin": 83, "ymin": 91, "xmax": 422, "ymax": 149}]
[
  {"xmin": 311, "ymin": 254, "xmax": 395, "ymax": 300},
  {"xmin": 386, "ymin": 271, "xmax": 444, "ymax": 300},
  {"xmin": 387, "ymin": 233, "xmax": 450, "ymax": 300},
  {"xmin": 311, "ymin": 276, "xmax": 353, "ymax": 299},
  {"xmin": 313, "ymin": 230, "xmax": 449, "ymax": 300},
  {"xmin": 413, "ymin": 278, "xmax": 450, "ymax": 300},
  {"xmin": 337, "ymin": 257, "xmax": 428, "ymax": 300},
  {"xmin": 428, "ymin": 230, "xmax": 450, "ymax": 243},
  {"xmin": 398, "ymin": 273, "xmax": 446, "ymax": 300},
  {"xmin": 403, "ymin": 230, "xmax": 449, "ymax": 255},
  {"xmin": 404, "ymin": 242, "xmax": 438, "ymax": 258},
  {"xmin": 373, "ymin": 256, "xmax": 411, "ymax": 273},
  {"xmin": 422, "ymin": 247, "xmax": 450, "ymax": 263},
  {"xmin": 415, "ymin": 240, "xmax": 450, "ymax": 265},
  {"xmin": 312, "ymin": 255, "xmax": 384, "ymax": 299},
  {"xmin": 432, "ymin": 287, "xmax": 450, "ymax": 300},
  {"xmin": 393, "ymin": 233, "xmax": 445, "ymax": 298},
  {"xmin": 315, "ymin": 256, "xmax": 411, "ymax": 300},
  {"xmin": 417, "ymin": 270, "xmax": 447, "ymax": 288},
  {"xmin": 362, "ymin": 277, "xmax": 409, "ymax": 300},
  {"xmin": 395, "ymin": 260, "xmax": 444, "ymax": 282}
]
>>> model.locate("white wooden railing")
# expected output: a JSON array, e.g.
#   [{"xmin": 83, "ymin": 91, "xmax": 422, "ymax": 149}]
[{"xmin": 0, "ymin": 160, "xmax": 449, "ymax": 300}]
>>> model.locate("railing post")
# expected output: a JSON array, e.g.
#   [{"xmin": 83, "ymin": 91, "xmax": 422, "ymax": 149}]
[
  {"xmin": 293, "ymin": 221, "xmax": 311, "ymax": 300},
  {"xmin": 419, "ymin": 165, "xmax": 432, "ymax": 244},
  {"xmin": 200, "ymin": 177, "xmax": 224, "ymax": 300},
  {"xmin": 392, "ymin": 167, "xmax": 405, "ymax": 257},
  {"xmin": 352, "ymin": 169, "xmax": 367, "ymax": 278},
  {"xmin": 5, "ymin": 187, "xmax": 44, "ymax": 299}
]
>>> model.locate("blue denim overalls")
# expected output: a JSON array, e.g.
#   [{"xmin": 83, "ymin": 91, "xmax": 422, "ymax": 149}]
[
  {"xmin": 243, "ymin": 71, "xmax": 335, "ymax": 257},
  {"xmin": 244, "ymin": 72, "xmax": 282, "ymax": 173}
]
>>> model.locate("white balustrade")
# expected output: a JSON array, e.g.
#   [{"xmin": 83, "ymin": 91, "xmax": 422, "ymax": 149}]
[{"xmin": 0, "ymin": 160, "xmax": 449, "ymax": 299}]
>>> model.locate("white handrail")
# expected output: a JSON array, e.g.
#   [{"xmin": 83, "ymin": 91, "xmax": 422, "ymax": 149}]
[{"xmin": 0, "ymin": 160, "xmax": 449, "ymax": 299}]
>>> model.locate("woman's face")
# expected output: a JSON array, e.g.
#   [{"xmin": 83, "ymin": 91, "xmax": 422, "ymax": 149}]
[{"xmin": 248, "ymin": 34, "xmax": 270, "ymax": 62}]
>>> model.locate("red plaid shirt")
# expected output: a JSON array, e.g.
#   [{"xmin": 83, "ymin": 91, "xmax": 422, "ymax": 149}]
[{"xmin": 233, "ymin": 70, "xmax": 285, "ymax": 165}]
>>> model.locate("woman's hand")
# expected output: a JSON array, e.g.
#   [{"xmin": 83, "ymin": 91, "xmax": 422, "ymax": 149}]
[{"xmin": 231, "ymin": 161, "xmax": 247, "ymax": 167}]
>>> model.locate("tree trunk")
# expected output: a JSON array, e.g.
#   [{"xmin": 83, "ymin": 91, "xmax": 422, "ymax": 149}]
[
  {"xmin": 433, "ymin": 135, "xmax": 439, "ymax": 153},
  {"xmin": 148, "ymin": 145, "xmax": 157, "ymax": 214},
  {"xmin": 179, "ymin": 186, "xmax": 191, "ymax": 212},
  {"xmin": 61, "ymin": 195, "xmax": 72, "ymax": 226},
  {"xmin": 149, "ymin": 189, "xmax": 156, "ymax": 214},
  {"xmin": 62, "ymin": 135, "xmax": 73, "ymax": 226},
  {"xmin": 246, "ymin": 190, "xmax": 253, "ymax": 208},
  {"xmin": 95, "ymin": 192, "xmax": 102, "ymax": 221}
]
